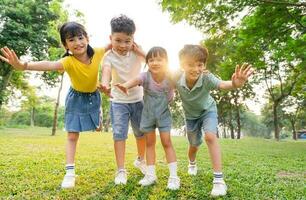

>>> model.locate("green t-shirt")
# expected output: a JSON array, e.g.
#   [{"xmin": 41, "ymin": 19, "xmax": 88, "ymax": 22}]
[{"xmin": 176, "ymin": 72, "xmax": 221, "ymax": 119}]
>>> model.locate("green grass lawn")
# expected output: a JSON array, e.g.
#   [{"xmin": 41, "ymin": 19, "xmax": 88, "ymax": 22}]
[{"xmin": 0, "ymin": 127, "xmax": 305, "ymax": 199}]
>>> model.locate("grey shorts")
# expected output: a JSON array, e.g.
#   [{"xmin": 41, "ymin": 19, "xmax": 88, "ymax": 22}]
[
  {"xmin": 140, "ymin": 108, "xmax": 172, "ymax": 133},
  {"xmin": 186, "ymin": 111, "xmax": 218, "ymax": 146},
  {"xmin": 110, "ymin": 101, "xmax": 144, "ymax": 140}
]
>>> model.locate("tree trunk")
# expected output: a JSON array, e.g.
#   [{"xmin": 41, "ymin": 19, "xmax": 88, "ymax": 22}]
[
  {"xmin": 290, "ymin": 119, "xmax": 297, "ymax": 140},
  {"xmin": 51, "ymin": 74, "xmax": 64, "ymax": 136},
  {"xmin": 223, "ymin": 126, "xmax": 227, "ymax": 138},
  {"xmin": 273, "ymin": 102, "xmax": 280, "ymax": 140},
  {"xmin": 0, "ymin": 69, "xmax": 13, "ymax": 110},
  {"xmin": 222, "ymin": 117, "xmax": 227, "ymax": 139},
  {"xmin": 30, "ymin": 107, "xmax": 35, "ymax": 127},
  {"xmin": 234, "ymin": 96, "xmax": 241, "ymax": 139},
  {"xmin": 104, "ymin": 114, "xmax": 110, "ymax": 132},
  {"xmin": 229, "ymin": 110, "xmax": 235, "ymax": 139}
]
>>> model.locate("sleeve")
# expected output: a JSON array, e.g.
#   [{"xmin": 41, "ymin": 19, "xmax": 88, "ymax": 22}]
[
  {"xmin": 204, "ymin": 73, "xmax": 222, "ymax": 90},
  {"xmin": 138, "ymin": 72, "xmax": 147, "ymax": 86},
  {"xmin": 59, "ymin": 56, "xmax": 70, "ymax": 72},
  {"xmin": 101, "ymin": 53, "xmax": 112, "ymax": 69}
]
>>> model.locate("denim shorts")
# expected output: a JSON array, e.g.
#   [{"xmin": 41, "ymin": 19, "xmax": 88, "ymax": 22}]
[
  {"xmin": 141, "ymin": 108, "xmax": 172, "ymax": 133},
  {"xmin": 110, "ymin": 101, "xmax": 144, "ymax": 140},
  {"xmin": 65, "ymin": 87, "xmax": 101, "ymax": 132},
  {"xmin": 186, "ymin": 111, "xmax": 218, "ymax": 146}
]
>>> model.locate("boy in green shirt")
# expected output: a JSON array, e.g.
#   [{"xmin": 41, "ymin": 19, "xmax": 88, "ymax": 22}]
[{"xmin": 176, "ymin": 44, "xmax": 253, "ymax": 197}]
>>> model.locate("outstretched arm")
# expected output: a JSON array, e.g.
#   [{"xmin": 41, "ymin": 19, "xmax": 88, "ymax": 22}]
[
  {"xmin": 0, "ymin": 47, "xmax": 63, "ymax": 71},
  {"xmin": 218, "ymin": 63, "xmax": 254, "ymax": 90},
  {"xmin": 98, "ymin": 65, "xmax": 112, "ymax": 97},
  {"xmin": 115, "ymin": 77, "xmax": 142, "ymax": 95}
]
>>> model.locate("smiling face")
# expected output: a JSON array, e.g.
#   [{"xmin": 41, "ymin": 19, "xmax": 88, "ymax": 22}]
[
  {"xmin": 179, "ymin": 45, "xmax": 209, "ymax": 86},
  {"xmin": 147, "ymin": 54, "xmax": 168, "ymax": 75},
  {"xmin": 110, "ymin": 32, "xmax": 134, "ymax": 56},
  {"xmin": 64, "ymin": 34, "xmax": 89, "ymax": 56},
  {"xmin": 180, "ymin": 56, "xmax": 206, "ymax": 84}
]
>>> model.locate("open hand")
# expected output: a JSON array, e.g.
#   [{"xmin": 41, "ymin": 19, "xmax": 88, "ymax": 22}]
[
  {"xmin": 0, "ymin": 47, "xmax": 26, "ymax": 70},
  {"xmin": 115, "ymin": 83, "xmax": 128, "ymax": 95},
  {"xmin": 231, "ymin": 63, "xmax": 254, "ymax": 88},
  {"xmin": 97, "ymin": 84, "xmax": 113, "ymax": 98}
]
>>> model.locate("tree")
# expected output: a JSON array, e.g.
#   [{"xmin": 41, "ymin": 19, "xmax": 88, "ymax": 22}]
[
  {"xmin": 0, "ymin": 0, "xmax": 61, "ymax": 110},
  {"xmin": 160, "ymin": 0, "xmax": 306, "ymax": 140},
  {"xmin": 21, "ymin": 85, "xmax": 39, "ymax": 127},
  {"xmin": 282, "ymin": 95, "xmax": 305, "ymax": 140}
]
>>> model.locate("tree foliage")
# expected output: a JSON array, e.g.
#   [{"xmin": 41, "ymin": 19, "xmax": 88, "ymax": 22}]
[
  {"xmin": 160, "ymin": 0, "xmax": 306, "ymax": 140},
  {"xmin": 0, "ymin": 0, "xmax": 63, "ymax": 109}
]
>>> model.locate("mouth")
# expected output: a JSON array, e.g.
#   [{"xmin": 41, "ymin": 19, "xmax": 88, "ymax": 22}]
[
  {"xmin": 189, "ymin": 72, "xmax": 200, "ymax": 77},
  {"xmin": 75, "ymin": 46, "xmax": 85, "ymax": 51}
]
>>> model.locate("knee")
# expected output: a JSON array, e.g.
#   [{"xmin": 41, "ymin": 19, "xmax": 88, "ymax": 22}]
[
  {"xmin": 161, "ymin": 140, "xmax": 172, "ymax": 149},
  {"xmin": 204, "ymin": 133, "xmax": 216, "ymax": 144},
  {"xmin": 67, "ymin": 133, "xmax": 79, "ymax": 142},
  {"xmin": 146, "ymin": 140, "xmax": 156, "ymax": 148}
]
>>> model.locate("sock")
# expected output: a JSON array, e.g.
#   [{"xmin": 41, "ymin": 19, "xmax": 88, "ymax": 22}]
[
  {"xmin": 213, "ymin": 172, "xmax": 224, "ymax": 182},
  {"xmin": 65, "ymin": 164, "xmax": 75, "ymax": 176},
  {"xmin": 147, "ymin": 165, "xmax": 156, "ymax": 176},
  {"xmin": 118, "ymin": 167, "xmax": 125, "ymax": 172},
  {"xmin": 168, "ymin": 162, "xmax": 178, "ymax": 177},
  {"xmin": 189, "ymin": 160, "xmax": 196, "ymax": 165}
]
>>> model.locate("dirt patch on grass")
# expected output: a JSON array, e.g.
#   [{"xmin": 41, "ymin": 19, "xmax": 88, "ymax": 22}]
[{"xmin": 276, "ymin": 171, "xmax": 306, "ymax": 179}]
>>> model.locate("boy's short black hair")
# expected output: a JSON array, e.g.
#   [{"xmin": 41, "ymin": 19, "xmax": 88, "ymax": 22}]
[
  {"xmin": 179, "ymin": 44, "xmax": 209, "ymax": 65},
  {"xmin": 110, "ymin": 14, "xmax": 136, "ymax": 35}
]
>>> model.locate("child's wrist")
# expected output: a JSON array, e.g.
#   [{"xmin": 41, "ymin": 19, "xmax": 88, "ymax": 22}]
[
  {"xmin": 232, "ymin": 81, "xmax": 238, "ymax": 89},
  {"xmin": 23, "ymin": 61, "xmax": 28, "ymax": 70}
]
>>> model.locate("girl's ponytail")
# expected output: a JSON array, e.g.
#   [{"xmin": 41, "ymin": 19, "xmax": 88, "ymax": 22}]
[
  {"xmin": 62, "ymin": 49, "xmax": 70, "ymax": 58},
  {"xmin": 87, "ymin": 44, "xmax": 94, "ymax": 58}
]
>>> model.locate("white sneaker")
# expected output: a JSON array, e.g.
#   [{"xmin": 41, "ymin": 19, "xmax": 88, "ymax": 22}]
[
  {"xmin": 114, "ymin": 169, "xmax": 127, "ymax": 185},
  {"xmin": 134, "ymin": 158, "xmax": 146, "ymax": 175},
  {"xmin": 211, "ymin": 180, "xmax": 227, "ymax": 197},
  {"xmin": 139, "ymin": 174, "xmax": 157, "ymax": 186},
  {"xmin": 167, "ymin": 176, "xmax": 180, "ymax": 190},
  {"xmin": 61, "ymin": 174, "xmax": 75, "ymax": 189},
  {"xmin": 188, "ymin": 163, "xmax": 197, "ymax": 176}
]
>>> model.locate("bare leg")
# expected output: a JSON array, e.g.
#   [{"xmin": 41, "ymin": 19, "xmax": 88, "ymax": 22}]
[
  {"xmin": 66, "ymin": 132, "xmax": 79, "ymax": 164},
  {"xmin": 114, "ymin": 140, "xmax": 126, "ymax": 169},
  {"xmin": 160, "ymin": 132, "xmax": 176, "ymax": 163},
  {"xmin": 145, "ymin": 131, "xmax": 156, "ymax": 165},
  {"xmin": 136, "ymin": 136, "xmax": 146, "ymax": 160},
  {"xmin": 205, "ymin": 133, "xmax": 222, "ymax": 172},
  {"xmin": 188, "ymin": 145, "xmax": 199, "ymax": 162}
]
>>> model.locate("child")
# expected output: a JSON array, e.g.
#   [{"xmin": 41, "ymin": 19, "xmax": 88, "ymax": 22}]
[
  {"xmin": 176, "ymin": 44, "xmax": 253, "ymax": 197},
  {"xmin": 116, "ymin": 47, "xmax": 180, "ymax": 190},
  {"xmin": 0, "ymin": 22, "xmax": 111, "ymax": 189},
  {"xmin": 99, "ymin": 15, "xmax": 146, "ymax": 185}
]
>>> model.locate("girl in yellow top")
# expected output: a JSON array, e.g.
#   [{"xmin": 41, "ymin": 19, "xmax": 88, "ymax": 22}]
[{"xmin": 0, "ymin": 22, "xmax": 110, "ymax": 189}]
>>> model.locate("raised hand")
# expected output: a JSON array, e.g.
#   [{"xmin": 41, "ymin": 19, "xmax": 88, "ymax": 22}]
[
  {"xmin": 97, "ymin": 84, "xmax": 113, "ymax": 98},
  {"xmin": 114, "ymin": 83, "xmax": 128, "ymax": 95},
  {"xmin": 0, "ymin": 47, "xmax": 26, "ymax": 70},
  {"xmin": 131, "ymin": 42, "xmax": 145, "ymax": 58},
  {"xmin": 231, "ymin": 63, "xmax": 254, "ymax": 88}
]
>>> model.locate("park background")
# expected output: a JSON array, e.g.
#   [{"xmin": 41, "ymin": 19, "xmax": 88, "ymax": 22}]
[{"xmin": 0, "ymin": 0, "xmax": 305, "ymax": 199}]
